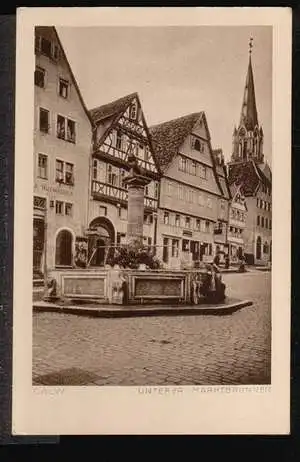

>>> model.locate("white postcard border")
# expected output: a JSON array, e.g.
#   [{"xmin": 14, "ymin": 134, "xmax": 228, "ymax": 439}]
[{"xmin": 13, "ymin": 7, "xmax": 291, "ymax": 435}]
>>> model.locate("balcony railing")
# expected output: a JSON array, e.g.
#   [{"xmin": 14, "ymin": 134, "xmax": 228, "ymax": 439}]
[
  {"xmin": 92, "ymin": 180, "xmax": 128, "ymax": 203},
  {"xmin": 91, "ymin": 180, "xmax": 158, "ymax": 209}
]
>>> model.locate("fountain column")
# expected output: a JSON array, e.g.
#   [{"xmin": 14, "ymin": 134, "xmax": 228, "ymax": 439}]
[{"xmin": 123, "ymin": 173, "xmax": 151, "ymax": 246}]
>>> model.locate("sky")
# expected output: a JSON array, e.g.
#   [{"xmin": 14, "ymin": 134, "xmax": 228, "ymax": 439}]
[{"xmin": 57, "ymin": 25, "xmax": 272, "ymax": 164}]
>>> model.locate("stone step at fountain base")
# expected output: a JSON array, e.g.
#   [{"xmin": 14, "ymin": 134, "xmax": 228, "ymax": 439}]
[{"xmin": 33, "ymin": 298, "xmax": 253, "ymax": 318}]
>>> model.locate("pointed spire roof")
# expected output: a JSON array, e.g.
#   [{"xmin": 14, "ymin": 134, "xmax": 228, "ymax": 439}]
[{"xmin": 239, "ymin": 39, "xmax": 259, "ymax": 131}]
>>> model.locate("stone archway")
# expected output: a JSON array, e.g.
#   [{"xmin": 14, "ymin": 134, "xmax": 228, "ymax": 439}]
[
  {"xmin": 55, "ymin": 229, "xmax": 73, "ymax": 267},
  {"xmin": 87, "ymin": 217, "xmax": 115, "ymax": 267}
]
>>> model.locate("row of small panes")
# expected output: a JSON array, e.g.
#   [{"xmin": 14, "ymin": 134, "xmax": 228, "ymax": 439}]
[{"xmin": 163, "ymin": 211, "xmax": 212, "ymax": 232}]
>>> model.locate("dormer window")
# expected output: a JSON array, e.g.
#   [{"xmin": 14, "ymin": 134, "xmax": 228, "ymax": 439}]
[{"xmin": 129, "ymin": 102, "xmax": 137, "ymax": 120}]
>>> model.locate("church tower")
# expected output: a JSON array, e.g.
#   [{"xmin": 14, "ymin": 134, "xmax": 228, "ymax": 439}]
[{"xmin": 231, "ymin": 37, "xmax": 264, "ymax": 164}]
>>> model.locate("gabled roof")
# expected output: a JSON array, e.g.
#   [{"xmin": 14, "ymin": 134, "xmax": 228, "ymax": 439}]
[
  {"xmin": 228, "ymin": 159, "xmax": 271, "ymax": 197},
  {"xmin": 90, "ymin": 93, "xmax": 138, "ymax": 123},
  {"xmin": 89, "ymin": 92, "xmax": 162, "ymax": 175},
  {"xmin": 230, "ymin": 183, "xmax": 248, "ymax": 211},
  {"xmin": 149, "ymin": 112, "xmax": 203, "ymax": 172},
  {"xmin": 50, "ymin": 27, "xmax": 94, "ymax": 127}
]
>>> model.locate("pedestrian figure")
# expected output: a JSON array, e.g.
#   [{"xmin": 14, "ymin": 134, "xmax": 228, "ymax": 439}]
[{"xmin": 225, "ymin": 254, "xmax": 230, "ymax": 269}]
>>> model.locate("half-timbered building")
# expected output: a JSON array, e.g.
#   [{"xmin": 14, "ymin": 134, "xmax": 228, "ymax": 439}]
[
  {"xmin": 87, "ymin": 93, "xmax": 161, "ymax": 266},
  {"xmin": 150, "ymin": 112, "xmax": 230, "ymax": 268}
]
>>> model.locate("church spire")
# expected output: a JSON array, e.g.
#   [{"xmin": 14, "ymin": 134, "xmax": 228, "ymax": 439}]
[
  {"xmin": 239, "ymin": 37, "xmax": 259, "ymax": 131},
  {"xmin": 230, "ymin": 37, "xmax": 264, "ymax": 164}
]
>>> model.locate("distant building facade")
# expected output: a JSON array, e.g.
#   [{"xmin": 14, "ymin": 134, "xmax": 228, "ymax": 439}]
[
  {"xmin": 227, "ymin": 184, "xmax": 248, "ymax": 262},
  {"xmin": 33, "ymin": 26, "xmax": 92, "ymax": 277},
  {"xmin": 87, "ymin": 93, "xmax": 160, "ymax": 266},
  {"xmin": 227, "ymin": 47, "xmax": 272, "ymax": 265},
  {"xmin": 212, "ymin": 149, "xmax": 231, "ymax": 261},
  {"xmin": 150, "ymin": 112, "xmax": 230, "ymax": 268}
]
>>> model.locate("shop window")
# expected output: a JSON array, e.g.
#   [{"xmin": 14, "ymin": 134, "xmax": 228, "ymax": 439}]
[{"xmin": 55, "ymin": 230, "xmax": 73, "ymax": 266}]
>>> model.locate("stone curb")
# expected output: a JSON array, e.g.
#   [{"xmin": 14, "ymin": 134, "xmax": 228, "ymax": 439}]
[{"xmin": 33, "ymin": 299, "xmax": 253, "ymax": 318}]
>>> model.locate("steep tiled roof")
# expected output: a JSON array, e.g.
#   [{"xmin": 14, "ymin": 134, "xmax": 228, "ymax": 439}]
[
  {"xmin": 258, "ymin": 161, "xmax": 272, "ymax": 183},
  {"xmin": 90, "ymin": 93, "xmax": 137, "ymax": 123},
  {"xmin": 149, "ymin": 112, "xmax": 202, "ymax": 171},
  {"xmin": 228, "ymin": 161, "xmax": 260, "ymax": 196},
  {"xmin": 228, "ymin": 160, "xmax": 271, "ymax": 197}
]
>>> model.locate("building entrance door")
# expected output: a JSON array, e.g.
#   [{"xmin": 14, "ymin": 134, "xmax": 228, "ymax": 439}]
[
  {"xmin": 33, "ymin": 218, "xmax": 45, "ymax": 276},
  {"xmin": 87, "ymin": 216, "xmax": 115, "ymax": 267}
]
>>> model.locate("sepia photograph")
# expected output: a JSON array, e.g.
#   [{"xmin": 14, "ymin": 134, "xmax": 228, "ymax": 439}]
[
  {"xmin": 32, "ymin": 24, "xmax": 272, "ymax": 387},
  {"xmin": 12, "ymin": 7, "xmax": 291, "ymax": 435}
]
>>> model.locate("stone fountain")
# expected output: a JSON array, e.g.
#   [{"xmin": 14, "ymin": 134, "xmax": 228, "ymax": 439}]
[{"xmin": 44, "ymin": 154, "xmax": 227, "ymax": 307}]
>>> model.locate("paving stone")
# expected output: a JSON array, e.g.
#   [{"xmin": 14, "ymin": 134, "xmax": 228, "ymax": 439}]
[{"xmin": 32, "ymin": 272, "xmax": 271, "ymax": 386}]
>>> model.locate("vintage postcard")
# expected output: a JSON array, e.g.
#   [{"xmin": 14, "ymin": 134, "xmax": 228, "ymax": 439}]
[{"xmin": 12, "ymin": 7, "xmax": 291, "ymax": 435}]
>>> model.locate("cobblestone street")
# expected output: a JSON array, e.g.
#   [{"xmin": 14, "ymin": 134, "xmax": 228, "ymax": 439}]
[{"xmin": 32, "ymin": 271, "xmax": 271, "ymax": 386}]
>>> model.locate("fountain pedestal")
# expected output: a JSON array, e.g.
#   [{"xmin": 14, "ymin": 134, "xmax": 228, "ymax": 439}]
[{"xmin": 123, "ymin": 173, "xmax": 151, "ymax": 246}]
